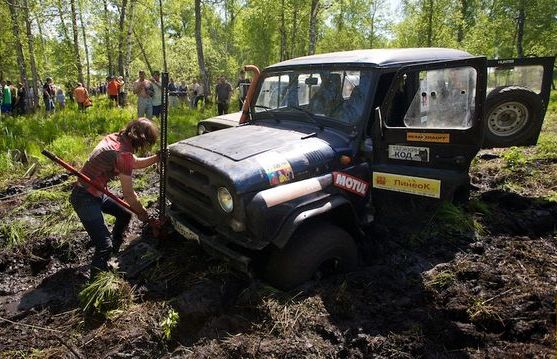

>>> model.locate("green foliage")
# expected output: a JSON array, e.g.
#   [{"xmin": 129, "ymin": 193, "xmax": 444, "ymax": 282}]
[
  {"xmin": 160, "ymin": 308, "xmax": 180, "ymax": 340},
  {"xmin": 426, "ymin": 270, "xmax": 455, "ymax": 289},
  {"xmin": 0, "ymin": 220, "xmax": 28, "ymax": 248},
  {"xmin": 79, "ymin": 271, "xmax": 133, "ymax": 319},
  {"xmin": 502, "ymin": 146, "xmax": 527, "ymax": 169}
]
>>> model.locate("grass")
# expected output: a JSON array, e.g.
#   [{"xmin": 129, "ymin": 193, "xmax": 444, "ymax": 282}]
[
  {"xmin": 160, "ymin": 308, "xmax": 180, "ymax": 340},
  {"xmin": 0, "ymin": 97, "xmax": 212, "ymax": 188},
  {"xmin": 79, "ymin": 271, "xmax": 134, "ymax": 319},
  {"xmin": 426, "ymin": 270, "xmax": 456, "ymax": 289},
  {"xmin": 0, "ymin": 220, "xmax": 28, "ymax": 248}
]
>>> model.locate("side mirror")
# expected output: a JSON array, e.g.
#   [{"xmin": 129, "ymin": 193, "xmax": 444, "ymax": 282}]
[{"xmin": 375, "ymin": 106, "xmax": 384, "ymax": 139}]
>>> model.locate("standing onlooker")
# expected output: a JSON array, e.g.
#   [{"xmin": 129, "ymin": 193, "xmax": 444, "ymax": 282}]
[
  {"xmin": 168, "ymin": 78, "xmax": 178, "ymax": 107},
  {"xmin": 8, "ymin": 81, "xmax": 17, "ymax": 113},
  {"xmin": 191, "ymin": 79, "xmax": 200, "ymax": 108},
  {"xmin": 15, "ymin": 83, "xmax": 26, "ymax": 115},
  {"xmin": 43, "ymin": 77, "xmax": 56, "ymax": 113},
  {"xmin": 1, "ymin": 80, "xmax": 12, "ymax": 115},
  {"xmin": 117, "ymin": 76, "xmax": 126, "ymax": 107},
  {"xmin": 178, "ymin": 81, "xmax": 188, "ymax": 105},
  {"xmin": 236, "ymin": 70, "xmax": 251, "ymax": 111},
  {"xmin": 56, "ymin": 86, "xmax": 66, "ymax": 109},
  {"xmin": 74, "ymin": 83, "xmax": 90, "ymax": 111},
  {"xmin": 107, "ymin": 76, "xmax": 120, "ymax": 107},
  {"xmin": 215, "ymin": 76, "xmax": 233, "ymax": 115},
  {"xmin": 133, "ymin": 70, "xmax": 153, "ymax": 119},
  {"xmin": 151, "ymin": 71, "xmax": 162, "ymax": 117}
]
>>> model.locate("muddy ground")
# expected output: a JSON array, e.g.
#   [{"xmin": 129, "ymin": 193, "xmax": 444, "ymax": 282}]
[{"xmin": 0, "ymin": 153, "xmax": 555, "ymax": 358}]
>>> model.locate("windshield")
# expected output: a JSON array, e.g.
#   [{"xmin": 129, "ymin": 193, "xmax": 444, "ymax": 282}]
[{"xmin": 253, "ymin": 69, "xmax": 373, "ymax": 128}]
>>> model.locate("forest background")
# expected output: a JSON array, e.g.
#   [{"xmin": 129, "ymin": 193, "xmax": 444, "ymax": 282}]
[{"xmin": 0, "ymin": 0, "xmax": 556, "ymax": 107}]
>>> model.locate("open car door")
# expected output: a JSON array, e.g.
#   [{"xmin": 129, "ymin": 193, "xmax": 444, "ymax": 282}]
[
  {"xmin": 482, "ymin": 56, "xmax": 555, "ymax": 148},
  {"xmin": 371, "ymin": 57, "xmax": 487, "ymax": 206}
]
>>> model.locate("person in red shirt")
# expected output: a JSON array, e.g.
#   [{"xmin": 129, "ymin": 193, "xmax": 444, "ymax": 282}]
[
  {"xmin": 107, "ymin": 76, "xmax": 121, "ymax": 107},
  {"xmin": 70, "ymin": 118, "xmax": 159, "ymax": 278}
]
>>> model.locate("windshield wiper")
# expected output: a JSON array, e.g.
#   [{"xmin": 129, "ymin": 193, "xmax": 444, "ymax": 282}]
[
  {"xmin": 287, "ymin": 106, "xmax": 324, "ymax": 130},
  {"xmin": 252, "ymin": 105, "xmax": 279, "ymax": 122}
]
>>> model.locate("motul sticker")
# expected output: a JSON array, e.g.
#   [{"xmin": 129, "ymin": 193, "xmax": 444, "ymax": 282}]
[
  {"xmin": 333, "ymin": 172, "xmax": 369, "ymax": 197},
  {"xmin": 407, "ymin": 132, "xmax": 450, "ymax": 143},
  {"xmin": 388, "ymin": 145, "xmax": 429, "ymax": 162},
  {"xmin": 372, "ymin": 172, "xmax": 441, "ymax": 198}
]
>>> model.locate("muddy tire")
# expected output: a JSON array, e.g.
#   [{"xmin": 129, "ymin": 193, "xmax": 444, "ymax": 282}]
[
  {"xmin": 264, "ymin": 223, "xmax": 358, "ymax": 290},
  {"xmin": 483, "ymin": 86, "xmax": 543, "ymax": 147}
]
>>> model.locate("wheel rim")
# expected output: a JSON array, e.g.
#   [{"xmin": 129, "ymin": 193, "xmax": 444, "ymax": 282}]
[{"xmin": 487, "ymin": 101, "xmax": 529, "ymax": 137}]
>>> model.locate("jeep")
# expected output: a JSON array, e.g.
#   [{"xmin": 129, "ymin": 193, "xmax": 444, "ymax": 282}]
[{"xmin": 167, "ymin": 48, "xmax": 554, "ymax": 289}]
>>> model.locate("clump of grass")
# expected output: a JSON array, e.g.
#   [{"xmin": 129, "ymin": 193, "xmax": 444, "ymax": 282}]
[
  {"xmin": 160, "ymin": 308, "xmax": 180, "ymax": 340},
  {"xmin": 25, "ymin": 189, "xmax": 68, "ymax": 204},
  {"xmin": 259, "ymin": 295, "xmax": 324, "ymax": 337},
  {"xmin": 426, "ymin": 270, "xmax": 456, "ymax": 289},
  {"xmin": 467, "ymin": 297, "xmax": 500, "ymax": 323},
  {"xmin": 0, "ymin": 220, "xmax": 28, "ymax": 248},
  {"xmin": 502, "ymin": 146, "xmax": 527, "ymax": 169},
  {"xmin": 79, "ymin": 271, "xmax": 133, "ymax": 319}
]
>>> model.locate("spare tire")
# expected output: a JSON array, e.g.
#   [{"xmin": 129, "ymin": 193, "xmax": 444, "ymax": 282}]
[{"xmin": 483, "ymin": 86, "xmax": 543, "ymax": 148}]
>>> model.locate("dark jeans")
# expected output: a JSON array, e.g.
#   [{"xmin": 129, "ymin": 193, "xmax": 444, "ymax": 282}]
[
  {"xmin": 70, "ymin": 186, "xmax": 131, "ymax": 277},
  {"xmin": 217, "ymin": 101, "xmax": 229, "ymax": 115}
]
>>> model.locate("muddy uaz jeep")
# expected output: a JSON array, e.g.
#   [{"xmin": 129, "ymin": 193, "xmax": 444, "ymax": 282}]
[{"xmin": 167, "ymin": 48, "xmax": 555, "ymax": 289}]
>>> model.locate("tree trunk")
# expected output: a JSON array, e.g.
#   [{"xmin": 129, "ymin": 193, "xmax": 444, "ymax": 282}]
[
  {"xmin": 134, "ymin": 30, "xmax": 153, "ymax": 76},
  {"xmin": 369, "ymin": 0, "xmax": 379, "ymax": 48},
  {"xmin": 125, "ymin": 0, "xmax": 136, "ymax": 80},
  {"xmin": 103, "ymin": 0, "xmax": 114, "ymax": 75},
  {"xmin": 69, "ymin": 0, "xmax": 84, "ymax": 84},
  {"xmin": 426, "ymin": 0, "xmax": 434, "ymax": 46},
  {"xmin": 34, "ymin": 9, "xmax": 48, "ymax": 66},
  {"xmin": 22, "ymin": 0, "xmax": 40, "ymax": 110},
  {"xmin": 117, "ymin": 0, "xmax": 127, "ymax": 76},
  {"xmin": 308, "ymin": 0, "xmax": 318, "ymax": 55},
  {"xmin": 279, "ymin": 0, "xmax": 287, "ymax": 61},
  {"xmin": 8, "ymin": 0, "xmax": 29, "ymax": 102},
  {"xmin": 195, "ymin": 0, "xmax": 210, "ymax": 97},
  {"xmin": 516, "ymin": 1, "xmax": 525, "ymax": 58},
  {"xmin": 159, "ymin": 0, "xmax": 167, "ymax": 72},
  {"xmin": 290, "ymin": 2, "xmax": 297, "ymax": 58},
  {"xmin": 78, "ymin": 0, "xmax": 91, "ymax": 88},
  {"xmin": 56, "ymin": 0, "xmax": 71, "ymax": 42},
  {"xmin": 457, "ymin": 0, "xmax": 468, "ymax": 44}
]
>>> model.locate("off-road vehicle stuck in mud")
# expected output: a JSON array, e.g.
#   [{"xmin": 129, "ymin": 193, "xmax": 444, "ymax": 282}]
[{"xmin": 167, "ymin": 48, "xmax": 554, "ymax": 289}]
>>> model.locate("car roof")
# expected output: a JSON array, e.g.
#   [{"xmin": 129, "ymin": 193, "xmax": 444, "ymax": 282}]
[{"xmin": 267, "ymin": 48, "xmax": 475, "ymax": 69}]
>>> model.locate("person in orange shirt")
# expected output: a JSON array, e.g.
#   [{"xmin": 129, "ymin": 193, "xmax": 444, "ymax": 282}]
[
  {"xmin": 74, "ymin": 83, "xmax": 90, "ymax": 111},
  {"xmin": 107, "ymin": 76, "xmax": 121, "ymax": 107}
]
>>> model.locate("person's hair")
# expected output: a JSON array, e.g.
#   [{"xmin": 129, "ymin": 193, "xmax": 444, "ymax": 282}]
[
  {"xmin": 119, "ymin": 118, "xmax": 158, "ymax": 151},
  {"xmin": 7, "ymin": 81, "xmax": 12, "ymax": 85}
]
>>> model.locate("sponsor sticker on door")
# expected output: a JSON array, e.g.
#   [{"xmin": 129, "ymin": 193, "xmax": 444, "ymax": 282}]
[
  {"xmin": 372, "ymin": 172, "xmax": 441, "ymax": 198},
  {"xmin": 388, "ymin": 145, "xmax": 430, "ymax": 162},
  {"xmin": 407, "ymin": 132, "xmax": 450, "ymax": 143},
  {"xmin": 333, "ymin": 172, "xmax": 369, "ymax": 197}
]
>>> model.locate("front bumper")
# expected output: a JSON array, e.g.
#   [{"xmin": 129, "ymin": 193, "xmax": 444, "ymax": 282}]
[{"xmin": 169, "ymin": 209, "xmax": 252, "ymax": 273}]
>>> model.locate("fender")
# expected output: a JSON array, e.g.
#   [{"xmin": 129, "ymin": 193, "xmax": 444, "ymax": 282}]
[{"xmin": 271, "ymin": 195, "xmax": 359, "ymax": 249}]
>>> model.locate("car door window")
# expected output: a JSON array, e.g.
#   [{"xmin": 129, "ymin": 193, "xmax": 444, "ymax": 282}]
[{"xmin": 388, "ymin": 66, "xmax": 477, "ymax": 129}]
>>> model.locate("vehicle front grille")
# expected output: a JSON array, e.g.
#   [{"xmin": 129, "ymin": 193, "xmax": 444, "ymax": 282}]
[{"xmin": 167, "ymin": 154, "xmax": 224, "ymax": 227}]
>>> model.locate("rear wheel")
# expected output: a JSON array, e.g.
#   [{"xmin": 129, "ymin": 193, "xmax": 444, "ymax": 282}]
[
  {"xmin": 483, "ymin": 86, "xmax": 543, "ymax": 147},
  {"xmin": 264, "ymin": 223, "xmax": 358, "ymax": 290}
]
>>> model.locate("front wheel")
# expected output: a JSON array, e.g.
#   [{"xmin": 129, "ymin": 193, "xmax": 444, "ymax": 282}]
[{"xmin": 264, "ymin": 223, "xmax": 358, "ymax": 290}]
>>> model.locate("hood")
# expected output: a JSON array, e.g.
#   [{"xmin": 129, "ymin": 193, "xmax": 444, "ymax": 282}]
[
  {"xmin": 185, "ymin": 125, "xmax": 320, "ymax": 161},
  {"xmin": 170, "ymin": 124, "xmax": 345, "ymax": 194}
]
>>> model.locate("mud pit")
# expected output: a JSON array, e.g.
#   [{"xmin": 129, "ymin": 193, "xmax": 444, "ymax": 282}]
[{"xmin": 0, "ymin": 155, "xmax": 556, "ymax": 358}]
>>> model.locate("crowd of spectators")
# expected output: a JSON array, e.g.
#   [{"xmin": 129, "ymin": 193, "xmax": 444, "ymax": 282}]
[{"xmin": 0, "ymin": 69, "xmax": 251, "ymax": 118}]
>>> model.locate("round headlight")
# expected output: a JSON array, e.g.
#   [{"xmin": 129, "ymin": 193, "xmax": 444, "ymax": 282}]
[
  {"xmin": 198, "ymin": 124, "xmax": 207, "ymax": 135},
  {"xmin": 217, "ymin": 187, "xmax": 234, "ymax": 213}
]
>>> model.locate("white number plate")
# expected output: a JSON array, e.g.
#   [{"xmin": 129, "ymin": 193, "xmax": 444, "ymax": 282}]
[{"xmin": 172, "ymin": 219, "xmax": 200, "ymax": 242}]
